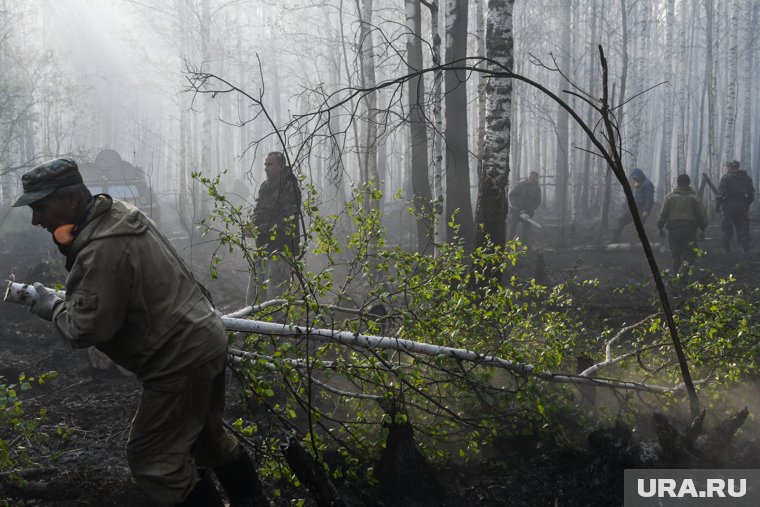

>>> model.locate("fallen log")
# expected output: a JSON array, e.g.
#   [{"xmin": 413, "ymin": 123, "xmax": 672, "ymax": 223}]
[
  {"xmin": 222, "ymin": 315, "xmax": 698, "ymax": 395},
  {"xmin": 4, "ymin": 281, "xmax": 703, "ymax": 395}
]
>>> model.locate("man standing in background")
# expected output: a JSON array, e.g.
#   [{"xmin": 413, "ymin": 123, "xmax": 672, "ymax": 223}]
[
  {"xmin": 246, "ymin": 151, "xmax": 301, "ymax": 303},
  {"xmin": 717, "ymin": 160, "xmax": 754, "ymax": 253}
]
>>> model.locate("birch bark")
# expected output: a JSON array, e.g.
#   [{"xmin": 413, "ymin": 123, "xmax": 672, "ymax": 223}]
[
  {"xmin": 722, "ymin": 0, "xmax": 739, "ymax": 163},
  {"xmin": 473, "ymin": 0, "xmax": 514, "ymax": 250}
]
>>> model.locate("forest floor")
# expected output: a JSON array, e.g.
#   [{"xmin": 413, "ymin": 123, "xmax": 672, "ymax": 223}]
[{"xmin": 2, "ymin": 215, "xmax": 760, "ymax": 506}]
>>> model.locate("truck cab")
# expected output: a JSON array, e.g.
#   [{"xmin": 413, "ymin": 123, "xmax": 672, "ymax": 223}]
[{"xmin": 79, "ymin": 149, "xmax": 160, "ymax": 225}]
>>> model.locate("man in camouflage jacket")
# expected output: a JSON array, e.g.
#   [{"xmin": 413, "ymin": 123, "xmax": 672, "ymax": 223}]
[
  {"xmin": 14, "ymin": 158, "xmax": 266, "ymax": 506},
  {"xmin": 246, "ymin": 151, "xmax": 301, "ymax": 303}
]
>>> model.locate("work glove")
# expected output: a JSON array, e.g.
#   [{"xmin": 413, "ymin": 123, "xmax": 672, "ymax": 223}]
[
  {"xmin": 658, "ymin": 228, "xmax": 666, "ymax": 239},
  {"xmin": 30, "ymin": 282, "xmax": 63, "ymax": 321}
]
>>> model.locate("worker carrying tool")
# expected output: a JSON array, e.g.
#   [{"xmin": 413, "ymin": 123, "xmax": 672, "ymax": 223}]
[
  {"xmin": 7, "ymin": 158, "xmax": 267, "ymax": 506},
  {"xmin": 507, "ymin": 171, "xmax": 542, "ymax": 246}
]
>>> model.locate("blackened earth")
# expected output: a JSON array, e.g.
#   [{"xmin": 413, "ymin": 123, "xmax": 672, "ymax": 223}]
[{"xmin": 2, "ymin": 217, "xmax": 760, "ymax": 506}]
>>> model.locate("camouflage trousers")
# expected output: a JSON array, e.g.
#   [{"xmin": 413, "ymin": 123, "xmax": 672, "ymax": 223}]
[{"xmin": 126, "ymin": 352, "xmax": 241, "ymax": 505}]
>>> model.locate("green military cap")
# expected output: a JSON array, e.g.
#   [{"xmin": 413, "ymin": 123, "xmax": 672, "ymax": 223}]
[{"xmin": 12, "ymin": 158, "xmax": 83, "ymax": 207}]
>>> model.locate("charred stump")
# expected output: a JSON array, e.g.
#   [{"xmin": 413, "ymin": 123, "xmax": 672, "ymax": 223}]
[
  {"xmin": 653, "ymin": 408, "xmax": 749, "ymax": 467},
  {"xmin": 376, "ymin": 415, "xmax": 444, "ymax": 503},
  {"xmin": 534, "ymin": 250, "xmax": 549, "ymax": 285},
  {"xmin": 280, "ymin": 435, "xmax": 350, "ymax": 507}
]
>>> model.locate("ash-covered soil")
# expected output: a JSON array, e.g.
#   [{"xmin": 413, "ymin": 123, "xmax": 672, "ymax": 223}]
[{"xmin": 2, "ymin": 217, "xmax": 760, "ymax": 506}]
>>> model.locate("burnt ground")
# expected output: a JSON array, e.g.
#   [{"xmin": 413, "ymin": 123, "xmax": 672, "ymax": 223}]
[{"xmin": 2, "ymin": 216, "xmax": 760, "ymax": 506}]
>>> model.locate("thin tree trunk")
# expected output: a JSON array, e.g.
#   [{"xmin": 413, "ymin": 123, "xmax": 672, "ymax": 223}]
[
  {"xmin": 659, "ymin": 0, "xmax": 675, "ymax": 196},
  {"xmin": 445, "ymin": 0, "xmax": 474, "ymax": 248},
  {"xmin": 423, "ymin": 0, "xmax": 444, "ymax": 251},
  {"xmin": 579, "ymin": 0, "xmax": 598, "ymax": 219},
  {"xmin": 554, "ymin": 0, "xmax": 570, "ymax": 238},
  {"xmin": 705, "ymin": 0, "xmax": 718, "ymax": 182},
  {"xmin": 358, "ymin": 0, "xmax": 379, "ymax": 212},
  {"xmin": 739, "ymin": 0, "xmax": 757, "ymax": 170},
  {"xmin": 722, "ymin": 0, "xmax": 739, "ymax": 163},
  {"xmin": 406, "ymin": 0, "xmax": 433, "ymax": 253}
]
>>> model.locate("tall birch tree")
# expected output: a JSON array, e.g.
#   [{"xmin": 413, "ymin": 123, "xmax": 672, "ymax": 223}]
[
  {"xmin": 473, "ymin": 0, "xmax": 514, "ymax": 250},
  {"xmin": 554, "ymin": 0, "xmax": 570, "ymax": 235},
  {"xmin": 739, "ymin": 0, "xmax": 757, "ymax": 171},
  {"xmin": 659, "ymin": 0, "xmax": 675, "ymax": 195},
  {"xmin": 721, "ymin": 0, "xmax": 739, "ymax": 163},
  {"xmin": 705, "ymin": 0, "xmax": 718, "ymax": 182}
]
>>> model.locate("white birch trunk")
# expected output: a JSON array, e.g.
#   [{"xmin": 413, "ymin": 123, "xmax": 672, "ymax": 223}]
[
  {"xmin": 220, "ymin": 315, "xmax": 687, "ymax": 394},
  {"xmin": 676, "ymin": 0, "xmax": 689, "ymax": 177},
  {"xmin": 2, "ymin": 282, "xmax": 695, "ymax": 395},
  {"xmin": 660, "ymin": 0, "xmax": 674, "ymax": 195},
  {"xmin": 705, "ymin": 0, "xmax": 718, "ymax": 182},
  {"xmin": 722, "ymin": 0, "xmax": 739, "ymax": 163},
  {"xmin": 739, "ymin": 0, "xmax": 756, "ymax": 169},
  {"xmin": 199, "ymin": 0, "xmax": 212, "ymax": 218},
  {"xmin": 554, "ymin": 0, "xmax": 570, "ymax": 229},
  {"xmin": 430, "ymin": 1, "xmax": 445, "ymax": 251}
]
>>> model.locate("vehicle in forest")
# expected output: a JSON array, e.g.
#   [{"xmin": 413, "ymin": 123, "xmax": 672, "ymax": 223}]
[{"xmin": 79, "ymin": 149, "xmax": 161, "ymax": 225}]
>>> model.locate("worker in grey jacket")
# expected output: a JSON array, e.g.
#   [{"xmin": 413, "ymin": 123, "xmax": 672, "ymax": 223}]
[{"xmin": 13, "ymin": 158, "xmax": 266, "ymax": 506}]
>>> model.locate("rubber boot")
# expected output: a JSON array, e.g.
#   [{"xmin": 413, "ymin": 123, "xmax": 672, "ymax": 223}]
[
  {"xmin": 214, "ymin": 449, "xmax": 268, "ymax": 507},
  {"xmin": 177, "ymin": 471, "xmax": 225, "ymax": 507}
]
